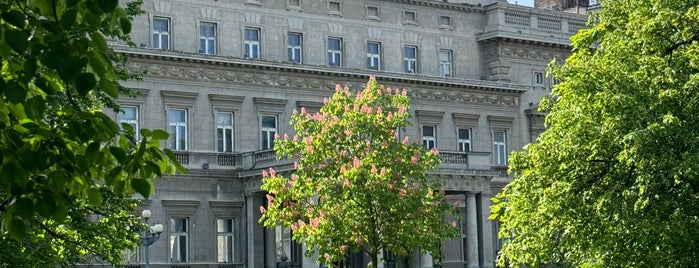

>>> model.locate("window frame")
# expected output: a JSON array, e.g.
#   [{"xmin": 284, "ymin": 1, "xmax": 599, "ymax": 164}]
[
  {"xmin": 366, "ymin": 41, "xmax": 381, "ymax": 70},
  {"xmin": 327, "ymin": 0, "xmax": 342, "ymax": 15},
  {"xmin": 534, "ymin": 71, "xmax": 544, "ymax": 86},
  {"xmin": 439, "ymin": 15, "xmax": 453, "ymax": 29},
  {"xmin": 199, "ymin": 21, "xmax": 217, "ymax": 55},
  {"xmin": 152, "ymin": 16, "xmax": 171, "ymax": 50},
  {"xmin": 216, "ymin": 112, "xmax": 235, "ymax": 153},
  {"xmin": 457, "ymin": 128, "xmax": 472, "ymax": 152},
  {"xmin": 244, "ymin": 27, "xmax": 261, "ymax": 59},
  {"xmin": 403, "ymin": 9, "xmax": 418, "ymax": 25},
  {"xmin": 439, "ymin": 49, "xmax": 453, "ymax": 78},
  {"xmin": 366, "ymin": 5, "xmax": 380, "ymax": 20},
  {"xmin": 287, "ymin": 32, "xmax": 303, "ymax": 63},
  {"xmin": 168, "ymin": 108, "xmax": 188, "ymax": 151},
  {"xmin": 117, "ymin": 105, "xmax": 139, "ymax": 139},
  {"xmin": 286, "ymin": 0, "xmax": 301, "ymax": 10},
  {"xmin": 421, "ymin": 125, "xmax": 437, "ymax": 150},
  {"xmin": 260, "ymin": 114, "xmax": 278, "ymax": 150},
  {"xmin": 493, "ymin": 130, "xmax": 507, "ymax": 166},
  {"xmin": 169, "ymin": 217, "xmax": 189, "ymax": 263},
  {"xmin": 327, "ymin": 37, "xmax": 342, "ymax": 67},
  {"xmin": 403, "ymin": 45, "xmax": 418, "ymax": 74},
  {"xmin": 217, "ymin": 218, "xmax": 237, "ymax": 263}
]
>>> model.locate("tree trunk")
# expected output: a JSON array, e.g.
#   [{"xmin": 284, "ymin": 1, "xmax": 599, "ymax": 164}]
[{"xmin": 369, "ymin": 250, "xmax": 379, "ymax": 268}]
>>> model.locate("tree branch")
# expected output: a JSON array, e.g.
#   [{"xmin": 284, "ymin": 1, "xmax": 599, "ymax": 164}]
[{"xmin": 663, "ymin": 34, "xmax": 699, "ymax": 56}]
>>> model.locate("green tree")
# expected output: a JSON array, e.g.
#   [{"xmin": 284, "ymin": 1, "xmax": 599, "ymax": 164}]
[
  {"xmin": 260, "ymin": 77, "xmax": 458, "ymax": 267},
  {"xmin": 0, "ymin": 0, "xmax": 182, "ymax": 265},
  {"xmin": 491, "ymin": 0, "xmax": 699, "ymax": 267}
]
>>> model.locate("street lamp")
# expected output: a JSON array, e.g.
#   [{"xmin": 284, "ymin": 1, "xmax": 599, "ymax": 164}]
[{"xmin": 139, "ymin": 209, "xmax": 164, "ymax": 268}]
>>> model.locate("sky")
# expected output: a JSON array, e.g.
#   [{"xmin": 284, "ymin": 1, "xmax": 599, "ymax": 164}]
[{"xmin": 508, "ymin": 0, "xmax": 535, "ymax": 7}]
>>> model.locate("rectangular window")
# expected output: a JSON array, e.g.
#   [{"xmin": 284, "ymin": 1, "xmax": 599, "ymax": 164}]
[
  {"xmin": 244, "ymin": 28, "xmax": 261, "ymax": 59},
  {"xmin": 216, "ymin": 112, "xmax": 234, "ymax": 153},
  {"xmin": 217, "ymin": 218, "xmax": 236, "ymax": 263},
  {"xmin": 422, "ymin": 125, "xmax": 436, "ymax": 150},
  {"xmin": 439, "ymin": 49, "xmax": 452, "ymax": 78},
  {"xmin": 439, "ymin": 15, "xmax": 452, "ymax": 28},
  {"xmin": 153, "ymin": 17, "xmax": 170, "ymax": 50},
  {"xmin": 122, "ymin": 248, "xmax": 139, "ymax": 263},
  {"xmin": 493, "ymin": 131, "xmax": 507, "ymax": 165},
  {"xmin": 534, "ymin": 72, "xmax": 544, "ymax": 85},
  {"xmin": 404, "ymin": 46, "xmax": 418, "ymax": 74},
  {"xmin": 366, "ymin": 6, "xmax": 380, "ymax": 19},
  {"xmin": 170, "ymin": 218, "xmax": 189, "ymax": 263},
  {"xmin": 288, "ymin": 0, "xmax": 300, "ymax": 7},
  {"xmin": 367, "ymin": 42, "xmax": 381, "ymax": 70},
  {"xmin": 458, "ymin": 128, "xmax": 471, "ymax": 152},
  {"xmin": 168, "ymin": 109, "xmax": 187, "ymax": 151},
  {"xmin": 118, "ymin": 106, "xmax": 139, "ymax": 135},
  {"xmin": 404, "ymin": 10, "xmax": 417, "ymax": 24},
  {"xmin": 328, "ymin": 1, "xmax": 341, "ymax": 13},
  {"xmin": 327, "ymin": 37, "xmax": 342, "ymax": 67},
  {"xmin": 287, "ymin": 32, "xmax": 302, "ymax": 63},
  {"xmin": 261, "ymin": 115, "xmax": 277, "ymax": 150},
  {"xmin": 200, "ymin": 22, "xmax": 216, "ymax": 54}
]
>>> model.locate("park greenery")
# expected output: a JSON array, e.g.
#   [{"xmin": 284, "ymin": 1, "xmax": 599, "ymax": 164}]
[
  {"xmin": 0, "ymin": 0, "xmax": 181, "ymax": 266},
  {"xmin": 260, "ymin": 78, "xmax": 459, "ymax": 267},
  {"xmin": 492, "ymin": 0, "xmax": 699, "ymax": 267}
]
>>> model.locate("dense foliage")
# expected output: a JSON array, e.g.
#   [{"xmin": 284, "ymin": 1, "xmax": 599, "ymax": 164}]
[
  {"xmin": 260, "ymin": 78, "xmax": 458, "ymax": 267},
  {"xmin": 492, "ymin": 0, "xmax": 699, "ymax": 267},
  {"xmin": 0, "ymin": 0, "xmax": 182, "ymax": 265}
]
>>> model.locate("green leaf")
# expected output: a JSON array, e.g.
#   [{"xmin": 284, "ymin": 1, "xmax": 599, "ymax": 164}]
[
  {"xmin": 87, "ymin": 187, "xmax": 102, "ymax": 205},
  {"xmin": 5, "ymin": 29, "xmax": 29, "ymax": 54},
  {"xmin": 36, "ymin": 196, "xmax": 56, "ymax": 218},
  {"xmin": 40, "ymin": 52, "xmax": 61, "ymax": 69},
  {"xmin": 14, "ymin": 198, "xmax": 34, "ymax": 219},
  {"xmin": 2, "ymin": 10, "xmax": 25, "ymax": 29},
  {"xmin": 109, "ymin": 146, "xmax": 127, "ymax": 164},
  {"xmin": 49, "ymin": 170, "xmax": 68, "ymax": 189},
  {"xmin": 131, "ymin": 178, "xmax": 153, "ymax": 198},
  {"xmin": 57, "ymin": 57, "xmax": 79, "ymax": 81},
  {"xmin": 4, "ymin": 81, "xmax": 26, "ymax": 104},
  {"xmin": 99, "ymin": 78, "xmax": 118, "ymax": 97},
  {"xmin": 24, "ymin": 96, "xmax": 46, "ymax": 121},
  {"xmin": 7, "ymin": 218, "xmax": 26, "ymax": 241},
  {"xmin": 105, "ymin": 166, "xmax": 122, "ymax": 185},
  {"xmin": 52, "ymin": 204, "xmax": 68, "ymax": 223},
  {"xmin": 90, "ymin": 32, "xmax": 107, "ymax": 52},
  {"xmin": 119, "ymin": 17, "xmax": 132, "ymax": 34},
  {"xmin": 98, "ymin": 0, "xmax": 118, "ymax": 12},
  {"xmin": 75, "ymin": 73, "xmax": 96, "ymax": 96},
  {"xmin": 151, "ymin": 129, "xmax": 169, "ymax": 140},
  {"xmin": 60, "ymin": 8, "xmax": 77, "ymax": 28}
]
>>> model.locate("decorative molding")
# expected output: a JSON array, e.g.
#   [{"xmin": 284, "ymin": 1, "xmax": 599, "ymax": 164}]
[
  {"xmin": 209, "ymin": 94, "xmax": 244, "ymax": 103},
  {"xmin": 160, "ymin": 90, "xmax": 199, "ymax": 105},
  {"xmin": 487, "ymin": 115, "xmax": 515, "ymax": 128},
  {"xmin": 440, "ymin": 36, "xmax": 453, "ymax": 47},
  {"xmin": 200, "ymin": 7, "xmax": 216, "ymax": 18},
  {"xmin": 153, "ymin": 1, "xmax": 171, "ymax": 13},
  {"xmin": 328, "ymin": 23, "xmax": 343, "ymax": 34},
  {"xmin": 296, "ymin": 101, "xmax": 324, "ymax": 113},
  {"xmin": 404, "ymin": 32, "xmax": 418, "ymax": 43},
  {"xmin": 253, "ymin": 97, "xmax": 288, "ymax": 106},
  {"xmin": 486, "ymin": 43, "xmax": 568, "ymax": 62},
  {"xmin": 288, "ymin": 18, "xmax": 303, "ymax": 29},
  {"xmin": 162, "ymin": 200, "xmax": 200, "ymax": 215},
  {"xmin": 415, "ymin": 110, "xmax": 445, "ymax": 123},
  {"xmin": 245, "ymin": 13, "xmax": 261, "ymax": 24},
  {"xmin": 209, "ymin": 200, "xmax": 244, "ymax": 216},
  {"xmin": 452, "ymin": 113, "xmax": 480, "ymax": 126},
  {"xmin": 368, "ymin": 28, "xmax": 381, "ymax": 39}
]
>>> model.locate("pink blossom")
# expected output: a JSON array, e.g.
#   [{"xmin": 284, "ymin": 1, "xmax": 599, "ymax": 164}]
[
  {"xmin": 376, "ymin": 107, "xmax": 382, "ymax": 115},
  {"xmin": 269, "ymin": 168, "xmax": 277, "ymax": 176},
  {"xmin": 293, "ymin": 135, "xmax": 299, "ymax": 142},
  {"xmin": 344, "ymin": 129, "xmax": 352, "ymax": 136},
  {"xmin": 430, "ymin": 148, "xmax": 440, "ymax": 155},
  {"xmin": 343, "ymin": 178, "xmax": 351, "ymax": 187},
  {"xmin": 284, "ymin": 133, "xmax": 289, "ymax": 139},
  {"xmin": 399, "ymin": 189, "xmax": 407, "ymax": 196},
  {"xmin": 294, "ymin": 161, "xmax": 299, "ymax": 169},
  {"xmin": 454, "ymin": 199, "xmax": 461, "ymax": 207},
  {"xmin": 292, "ymin": 109, "xmax": 298, "ymax": 115},
  {"xmin": 340, "ymin": 245, "xmax": 348, "ymax": 251},
  {"xmin": 371, "ymin": 165, "xmax": 377, "ymax": 174},
  {"xmin": 310, "ymin": 218, "xmax": 320, "ymax": 228},
  {"xmin": 401, "ymin": 88, "xmax": 407, "ymax": 96},
  {"xmin": 397, "ymin": 107, "xmax": 406, "ymax": 114},
  {"xmin": 323, "ymin": 97, "xmax": 329, "ymax": 104},
  {"xmin": 411, "ymin": 155, "xmax": 418, "ymax": 164},
  {"xmin": 340, "ymin": 165, "xmax": 346, "ymax": 174},
  {"xmin": 300, "ymin": 107, "xmax": 307, "ymax": 114},
  {"xmin": 291, "ymin": 223, "xmax": 298, "ymax": 232},
  {"xmin": 402, "ymin": 136, "xmax": 410, "ymax": 145},
  {"xmin": 387, "ymin": 183, "xmax": 394, "ymax": 190},
  {"xmin": 451, "ymin": 221, "xmax": 457, "ymax": 227},
  {"xmin": 380, "ymin": 167, "xmax": 386, "ymax": 175},
  {"xmin": 297, "ymin": 219, "xmax": 306, "ymax": 227},
  {"xmin": 353, "ymin": 156, "xmax": 360, "ymax": 168},
  {"xmin": 394, "ymin": 88, "xmax": 401, "ymax": 94},
  {"xmin": 344, "ymin": 104, "xmax": 351, "ymax": 111},
  {"xmin": 324, "ymin": 253, "xmax": 330, "ymax": 259},
  {"xmin": 336, "ymin": 84, "xmax": 343, "ymax": 92},
  {"xmin": 266, "ymin": 194, "xmax": 274, "ymax": 203},
  {"xmin": 262, "ymin": 170, "xmax": 269, "ymax": 177},
  {"xmin": 386, "ymin": 87, "xmax": 392, "ymax": 94},
  {"xmin": 387, "ymin": 112, "xmax": 394, "ymax": 121},
  {"xmin": 259, "ymin": 206, "xmax": 266, "ymax": 214}
]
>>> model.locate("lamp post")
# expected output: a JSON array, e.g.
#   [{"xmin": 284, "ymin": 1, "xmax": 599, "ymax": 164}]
[{"xmin": 139, "ymin": 209, "xmax": 164, "ymax": 268}]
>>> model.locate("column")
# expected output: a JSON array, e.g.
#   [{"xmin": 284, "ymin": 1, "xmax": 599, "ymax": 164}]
[
  {"xmin": 466, "ymin": 192, "xmax": 479, "ymax": 268},
  {"xmin": 246, "ymin": 194, "xmax": 265, "ymax": 268},
  {"xmin": 441, "ymin": 193, "xmax": 464, "ymax": 268},
  {"xmin": 480, "ymin": 193, "xmax": 495, "ymax": 268},
  {"xmin": 264, "ymin": 227, "xmax": 276, "ymax": 268}
]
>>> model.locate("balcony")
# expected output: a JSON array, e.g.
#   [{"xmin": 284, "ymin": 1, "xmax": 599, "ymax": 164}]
[{"xmin": 172, "ymin": 150, "xmax": 494, "ymax": 172}]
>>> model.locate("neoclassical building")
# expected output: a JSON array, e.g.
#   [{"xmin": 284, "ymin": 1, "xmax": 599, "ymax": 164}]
[{"xmin": 104, "ymin": 0, "xmax": 587, "ymax": 267}]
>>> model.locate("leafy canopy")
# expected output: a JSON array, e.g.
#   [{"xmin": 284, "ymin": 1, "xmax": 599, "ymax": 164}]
[
  {"xmin": 260, "ymin": 78, "xmax": 458, "ymax": 266},
  {"xmin": 492, "ymin": 0, "xmax": 699, "ymax": 267},
  {"xmin": 0, "ymin": 0, "xmax": 182, "ymax": 265}
]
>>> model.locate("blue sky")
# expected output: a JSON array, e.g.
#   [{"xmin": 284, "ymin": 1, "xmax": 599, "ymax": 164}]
[{"xmin": 508, "ymin": 0, "xmax": 534, "ymax": 7}]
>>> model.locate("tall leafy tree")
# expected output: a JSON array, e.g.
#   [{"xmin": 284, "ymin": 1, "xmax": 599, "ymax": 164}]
[
  {"xmin": 492, "ymin": 0, "xmax": 699, "ymax": 267},
  {"xmin": 0, "ymin": 0, "xmax": 182, "ymax": 265},
  {"xmin": 260, "ymin": 78, "xmax": 458, "ymax": 267}
]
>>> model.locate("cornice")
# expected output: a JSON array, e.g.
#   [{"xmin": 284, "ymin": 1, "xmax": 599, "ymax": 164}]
[
  {"xmin": 115, "ymin": 46, "xmax": 528, "ymax": 95},
  {"xmin": 384, "ymin": 0, "xmax": 484, "ymax": 12}
]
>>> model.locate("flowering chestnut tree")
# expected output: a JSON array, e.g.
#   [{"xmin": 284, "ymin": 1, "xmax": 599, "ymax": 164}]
[{"xmin": 260, "ymin": 77, "xmax": 458, "ymax": 267}]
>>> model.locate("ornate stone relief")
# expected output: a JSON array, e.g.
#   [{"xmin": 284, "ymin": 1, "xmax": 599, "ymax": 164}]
[
  {"xmin": 127, "ymin": 62, "xmax": 519, "ymax": 107},
  {"xmin": 486, "ymin": 44, "xmax": 567, "ymax": 62}
]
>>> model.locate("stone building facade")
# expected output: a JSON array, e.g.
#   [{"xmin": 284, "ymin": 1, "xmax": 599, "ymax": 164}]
[{"xmin": 100, "ymin": 0, "xmax": 587, "ymax": 268}]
